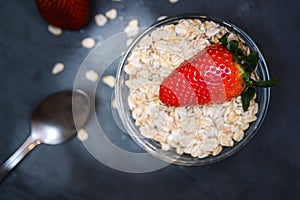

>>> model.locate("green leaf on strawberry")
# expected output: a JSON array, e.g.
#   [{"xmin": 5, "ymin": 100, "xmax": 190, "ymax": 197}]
[
  {"xmin": 241, "ymin": 86, "xmax": 255, "ymax": 111},
  {"xmin": 219, "ymin": 32, "xmax": 230, "ymax": 46},
  {"xmin": 240, "ymin": 51, "xmax": 259, "ymax": 73},
  {"xmin": 228, "ymin": 40, "xmax": 244, "ymax": 56}
]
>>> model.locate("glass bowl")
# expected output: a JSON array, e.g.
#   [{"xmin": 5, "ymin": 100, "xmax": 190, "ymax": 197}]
[{"xmin": 115, "ymin": 14, "xmax": 271, "ymax": 166}]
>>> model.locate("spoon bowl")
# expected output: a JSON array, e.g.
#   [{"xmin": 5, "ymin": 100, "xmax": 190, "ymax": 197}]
[
  {"xmin": 0, "ymin": 89, "xmax": 91, "ymax": 182},
  {"xmin": 31, "ymin": 90, "xmax": 90, "ymax": 145}
]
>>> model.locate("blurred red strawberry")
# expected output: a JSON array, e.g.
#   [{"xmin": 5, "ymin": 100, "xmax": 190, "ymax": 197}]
[{"xmin": 35, "ymin": 0, "xmax": 91, "ymax": 30}]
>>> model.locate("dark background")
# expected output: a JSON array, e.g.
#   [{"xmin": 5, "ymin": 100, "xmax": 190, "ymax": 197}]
[{"xmin": 0, "ymin": 0, "xmax": 299, "ymax": 199}]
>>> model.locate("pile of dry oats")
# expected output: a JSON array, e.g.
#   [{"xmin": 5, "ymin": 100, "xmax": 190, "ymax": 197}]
[{"xmin": 124, "ymin": 19, "xmax": 258, "ymax": 158}]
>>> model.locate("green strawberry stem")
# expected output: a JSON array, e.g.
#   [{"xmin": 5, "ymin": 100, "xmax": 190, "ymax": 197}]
[
  {"xmin": 253, "ymin": 78, "xmax": 278, "ymax": 87},
  {"xmin": 219, "ymin": 33, "xmax": 277, "ymax": 111}
]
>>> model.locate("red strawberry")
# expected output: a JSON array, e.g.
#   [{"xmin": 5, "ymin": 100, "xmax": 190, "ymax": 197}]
[
  {"xmin": 159, "ymin": 33, "xmax": 277, "ymax": 111},
  {"xmin": 35, "ymin": 0, "xmax": 90, "ymax": 30}
]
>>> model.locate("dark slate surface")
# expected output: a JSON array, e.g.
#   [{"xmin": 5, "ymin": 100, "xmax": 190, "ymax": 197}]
[{"xmin": 0, "ymin": 0, "xmax": 299, "ymax": 199}]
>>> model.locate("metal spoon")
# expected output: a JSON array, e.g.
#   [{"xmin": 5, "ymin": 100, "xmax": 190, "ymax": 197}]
[{"xmin": 0, "ymin": 90, "xmax": 91, "ymax": 182}]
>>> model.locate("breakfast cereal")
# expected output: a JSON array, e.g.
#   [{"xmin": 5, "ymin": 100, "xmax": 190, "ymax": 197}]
[{"xmin": 124, "ymin": 19, "xmax": 258, "ymax": 158}]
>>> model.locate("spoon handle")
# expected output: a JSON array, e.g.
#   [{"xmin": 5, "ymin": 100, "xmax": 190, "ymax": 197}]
[{"xmin": 0, "ymin": 134, "xmax": 41, "ymax": 182}]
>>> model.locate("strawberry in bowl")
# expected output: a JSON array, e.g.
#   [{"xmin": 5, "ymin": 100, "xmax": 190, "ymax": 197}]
[
  {"xmin": 116, "ymin": 15, "xmax": 277, "ymax": 165},
  {"xmin": 159, "ymin": 32, "xmax": 277, "ymax": 111}
]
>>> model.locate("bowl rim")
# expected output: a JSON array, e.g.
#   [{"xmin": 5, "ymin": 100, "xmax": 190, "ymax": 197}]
[{"xmin": 116, "ymin": 13, "xmax": 271, "ymax": 166}]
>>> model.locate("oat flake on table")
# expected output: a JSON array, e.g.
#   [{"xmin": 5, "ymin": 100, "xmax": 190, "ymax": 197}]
[
  {"xmin": 105, "ymin": 9, "xmax": 118, "ymax": 20},
  {"xmin": 52, "ymin": 63, "xmax": 64, "ymax": 74},
  {"xmin": 124, "ymin": 19, "xmax": 140, "ymax": 38},
  {"xmin": 48, "ymin": 25, "xmax": 62, "ymax": 36},
  {"xmin": 157, "ymin": 16, "xmax": 167, "ymax": 21},
  {"xmin": 102, "ymin": 75, "xmax": 116, "ymax": 88},
  {"xmin": 124, "ymin": 19, "xmax": 259, "ymax": 159},
  {"xmin": 77, "ymin": 128, "xmax": 89, "ymax": 142},
  {"xmin": 85, "ymin": 70, "xmax": 99, "ymax": 82},
  {"xmin": 82, "ymin": 37, "xmax": 96, "ymax": 48},
  {"xmin": 169, "ymin": 0, "xmax": 179, "ymax": 3},
  {"xmin": 111, "ymin": 98, "xmax": 118, "ymax": 109},
  {"xmin": 95, "ymin": 14, "xmax": 108, "ymax": 27}
]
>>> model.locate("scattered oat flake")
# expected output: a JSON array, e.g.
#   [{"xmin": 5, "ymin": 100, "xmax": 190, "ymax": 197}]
[
  {"xmin": 129, "ymin": 19, "xmax": 139, "ymax": 27},
  {"xmin": 105, "ymin": 9, "xmax": 118, "ymax": 20},
  {"xmin": 112, "ymin": 98, "xmax": 118, "ymax": 109},
  {"xmin": 48, "ymin": 25, "xmax": 62, "ymax": 36},
  {"xmin": 95, "ymin": 14, "xmax": 108, "ymax": 27},
  {"xmin": 169, "ymin": 0, "xmax": 179, "ymax": 3},
  {"xmin": 82, "ymin": 37, "xmax": 96, "ymax": 48},
  {"xmin": 126, "ymin": 38, "xmax": 134, "ymax": 46},
  {"xmin": 102, "ymin": 75, "xmax": 116, "ymax": 88},
  {"xmin": 157, "ymin": 16, "xmax": 167, "ymax": 21},
  {"xmin": 85, "ymin": 70, "xmax": 99, "ymax": 82},
  {"xmin": 52, "ymin": 63, "xmax": 64, "ymax": 74},
  {"xmin": 77, "ymin": 128, "xmax": 88, "ymax": 142},
  {"xmin": 124, "ymin": 19, "xmax": 140, "ymax": 38}
]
